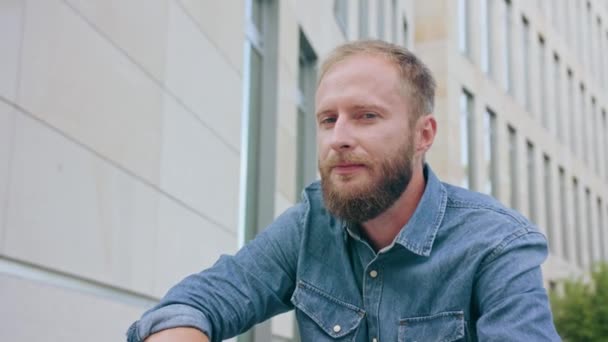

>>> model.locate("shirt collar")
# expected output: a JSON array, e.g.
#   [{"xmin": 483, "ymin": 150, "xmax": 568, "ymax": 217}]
[
  {"xmin": 341, "ymin": 164, "xmax": 447, "ymax": 257},
  {"xmin": 393, "ymin": 164, "xmax": 447, "ymax": 256}
]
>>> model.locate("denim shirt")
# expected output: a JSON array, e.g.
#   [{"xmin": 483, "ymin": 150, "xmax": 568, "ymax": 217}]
[{"xmin": 127, "ymin": 166, "xmax": 561, "ymax": 342}]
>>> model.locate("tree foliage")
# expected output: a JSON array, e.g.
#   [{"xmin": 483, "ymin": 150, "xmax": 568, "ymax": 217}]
[{"xmin": 550, "ymin": 263, "xmax": 608, "ymax": 341}]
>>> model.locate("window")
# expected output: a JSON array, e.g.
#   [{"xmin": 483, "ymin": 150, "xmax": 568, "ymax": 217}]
[
  {"xmin": 508, "ymin": 125, "xmax": 518, "ymax": 209},
  {"xmin": 527, "ymin": 141, "xmax": 537, "ymax": 223},
  {"xmin": 240, "ymin": 1, "xmax": 279, "ymax": 339},
  {"xmin": 575, "ymin": 0, "xmax": 584, "ymax": 62},
  {"xmin": 586, "ymin": 2, "xmax": 593, "ymax": 74},
  {"xmin": 503, "ymin": 0, "xmax": 513, "ymax": 93},
  {"xmin": 551, "ymin": 0, "xmax": 560, "ymax": 30},
  {"xmin": 522, "ymin": 17, "xmax": 531, "ymax": 113},
  {"xmin": 567, "ymin": 69, "xmax": 576, "ymax": 154},
  {"xmin": 603, "ymin": 109, "xmax": 608, "ymax": 181},
  {"xmin": 543, "ymin": 155, "xmax": 554, "ymax": 253},
  {"xmin": 377, "ymin": 0, "xmax": 385, "ymax": 40},
  {"xmin": 334, "ymin": 0, "xmax": 349, "ymax": 39},
  {"xmin": 480, "ymin": 0, "xmax": 493, "ymax": 76},
  {"xmin": 597, "ymin": 17, "xmax": 604, "ymax": 88},
  {"xmin": 539, "ymin": 36, "xmax": 548, "ymax": 129},
  {"xmin": 391, "ymin": 0, "xmax": 397, "ymax": 43},
  {"xmin": 598, "ymin": 198, "xmax": 605, "ymax": 261},
  {"xmin": 458, "ymin": 0, "xmax": 470, "ymax": 56},
  {"xmin": 585, "ymin": 188, "xmax": 594, "ymax": 266},
  {"xmin": 580, "ymin": 84, "xmax": 588, "ymax": 164},
  {"xmin": 484, "ymin": 108, "xmax": 498, "ymax": 196},
  {"xmin": 573, "ymin": 178, "xmax": 582, "ymax": 267},
  {"xmin": 359, "ymin": 0, "xmax": 369, "ymax": 38},
  {"xmin": 460, "ymin": 89, "xmax": 475, "ymax": 189},
  {"xmin": 296, "ymin": 30, "xmax": 318, "ymax": 197},
  {"xmin": 403, "ymin": 16, "xmax": 409, "ymax": 48},
  {"xmin": 558, "ymin": 167, "xmax": 569, "ymax": 260},
  {"xmin": 591, "ymin": 97, "xmax": 599, "ymax": 175},
  {"xmin": 554, "ymin": 54, "xmax": 563, "ymax": 142}
]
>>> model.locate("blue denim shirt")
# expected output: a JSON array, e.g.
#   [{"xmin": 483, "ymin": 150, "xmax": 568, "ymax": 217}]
[{"xmin": 128, "ymin": 166, "xmax": 560, "ymax": 341}]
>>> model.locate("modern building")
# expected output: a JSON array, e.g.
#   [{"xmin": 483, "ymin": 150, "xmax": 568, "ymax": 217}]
[{"xmin": 0, "ymin": 0, "xmax": 606, "ymax": 341}]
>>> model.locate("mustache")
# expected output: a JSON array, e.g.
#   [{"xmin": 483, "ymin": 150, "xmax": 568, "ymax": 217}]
[{"xmin": 322, "ymin": 152, "xmax": 371, "ymax": 169}]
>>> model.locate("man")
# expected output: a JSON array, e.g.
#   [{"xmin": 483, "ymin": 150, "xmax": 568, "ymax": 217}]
[{"xmin": 127, "ymin": 40, "xmax": 560, "ymax": 341}]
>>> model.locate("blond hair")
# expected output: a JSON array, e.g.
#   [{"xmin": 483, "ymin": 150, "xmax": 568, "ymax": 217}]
[{"xmin": 319, "ymin": 40, "xmax": 436, "ymax": 120}]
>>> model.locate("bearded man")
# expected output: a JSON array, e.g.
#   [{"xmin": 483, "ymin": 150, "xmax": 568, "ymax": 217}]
[{"xmin": 127, "ymin": 40, "xmax": 560, "ymax": 342}]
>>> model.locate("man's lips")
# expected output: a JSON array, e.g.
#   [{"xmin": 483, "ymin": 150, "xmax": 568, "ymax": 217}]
[{"xmin": 331, "ymin": 163, "xmax": 366, "ymax": 174}]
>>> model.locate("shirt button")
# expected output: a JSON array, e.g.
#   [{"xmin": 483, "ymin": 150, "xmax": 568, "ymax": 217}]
[
  {"xmin": 372, "ymin": 338, "xmax": 378, "ymax": 342},
  {"xmin": 333, "ymin": 325, "xmax": 341, "ymax": 333},
  {"xmin": 369, "ymin": 270, "xmax": 378, "ymax": 278}
]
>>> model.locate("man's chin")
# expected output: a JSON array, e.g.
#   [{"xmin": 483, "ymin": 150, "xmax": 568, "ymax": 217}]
[{"xmin": 327, "ymin": 178, "xmax": 372, "ymax": 196}]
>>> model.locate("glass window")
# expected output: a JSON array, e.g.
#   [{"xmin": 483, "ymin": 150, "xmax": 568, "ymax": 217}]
[
  {"xmin": 503, "ymin": 0, "xmax": 513, "ymax": 93},
  {"xmin": 508, "ymin": 125, "xmax": 518, "ymax": 209},
  {"xmin": 598, "ymin": 197, "xmax": 605, "ymax": 261},
  {"xmin": 522, "ymin": 17, "xmax": 531, "ymax": 113},
  {"xmin": 591, "ymin": 98, "xmax": 599, "ymax": 175},
  {"xmin": 580, "ymin": 84, "xmax": 588, "ymax": 164},
  {"xmin": 554, "ymin": 54, "xmax": 563, "ymax": 142},
  {"xmin": 460, "ymin": 89, "xmax": 475, "ymax": 189},
  {"xmin": 543, "ymin": 155, "xmax": 554, "ymax": 253},
  {"xmin": 573, "ymin": 178, "xmax": 582, "ymax": 267},
  {"xmin": 527, "ymin": 141, "xmax": 537, "ymax": 223},
  {"xmin": 377, "ymin": 0, "xmax": 385, "ymax": 40},
  {"xmin": 334, "ymin": 0, "xmax": 349, "ymax": 39},
  {"xmin": 391, "ymin": 0, "xmax": 397, "ymax": 43},
  {"xmin": 597, "ymin": 17, "xmax": 604, "ymax": 88},
  {"xmin": 403, "ymin": 16, "xmax": 409, "ymax": 48},
  {"xmin": 480, "ymin": 0, "xmax": 493, "ymax": 76},
  {"xmin": 484, "ymin": 108, "xmax": 497, "ymax": 196},
  {"xmin": 559, "ymin": 167, "xmax": 569, "ymax": 260},
  {"xmin": 359, "ymin": 0, "xmax": 369, "ymax": 38},
  {"xmin": 603, "ymin": 109, "xmax": 608, "ymax": 181},
  {"xmin": 585, "ymin": 188, "xmax": 594, "ymax": 265},
  {"xmin": 567, "ymin": 69, "xmax": 576, "ymax": 154},
  {"xmin": 296, "ymin": 30, "xmax": 318, "ymax": 196},
  {"xmin": 539, "ymin": 36, "xmax": 548, "ymax": 129},
  {"xmin": 458, "ymin": 0, "xmax": 470, "ymax": 56}
]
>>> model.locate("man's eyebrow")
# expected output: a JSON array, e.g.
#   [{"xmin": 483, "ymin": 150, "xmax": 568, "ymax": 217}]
[
  {"xmin": 350, "ymin": 104, "xmax": 386, "ymax": 113},
  {"xmin": 315, "ymin": 109, "xmax": 334, "ymax": 119},
  {"xmin": 315, "ymin": 104, "xmax": 388, "ymax": 118}
]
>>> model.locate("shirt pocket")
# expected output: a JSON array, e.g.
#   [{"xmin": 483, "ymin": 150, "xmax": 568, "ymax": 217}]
[
  {"xmin": 291, "ymin": 280, "xmax": 365, "ymax": 342},
  {"xmin": 398, "ymin": 311, "xmax": 466, "ymax": 342}
]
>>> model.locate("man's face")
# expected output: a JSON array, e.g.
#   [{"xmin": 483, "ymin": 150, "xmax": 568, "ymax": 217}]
[{"xmin": 316, "ymin": 54, "xmax": 417, "ymax": 223}]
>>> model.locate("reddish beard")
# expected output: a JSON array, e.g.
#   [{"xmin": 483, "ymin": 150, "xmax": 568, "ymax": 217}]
[{"xmin": 319, "ymin": 142, "xmax": 415, "ymax": 223}]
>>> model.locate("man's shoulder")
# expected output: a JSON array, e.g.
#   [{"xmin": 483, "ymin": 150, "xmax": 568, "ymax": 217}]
[{"xmin": 440, "ymin": 182, "xmax": 532, "ymax": 231}]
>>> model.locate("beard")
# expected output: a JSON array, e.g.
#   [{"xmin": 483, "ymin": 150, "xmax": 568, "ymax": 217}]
[{"xmin": 319, "ymin": 141, "xmax": 415, "ymax": 223}]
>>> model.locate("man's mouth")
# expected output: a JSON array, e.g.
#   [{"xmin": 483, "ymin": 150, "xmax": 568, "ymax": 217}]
[{"xmin": 332, "ymin": 163, "xmax": 367, "ymax": 175}]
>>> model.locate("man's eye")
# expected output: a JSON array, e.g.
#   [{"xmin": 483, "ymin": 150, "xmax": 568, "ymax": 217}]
[
  {"xmin": 320, "ymin": 117, "xmax": 337, "ymax": 124},
  {"xmin": 362, "ymin": 112, "xmax": 377, "ymax": 119}
]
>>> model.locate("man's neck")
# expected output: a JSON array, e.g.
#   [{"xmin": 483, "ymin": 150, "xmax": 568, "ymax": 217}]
[{"xmin": 360, "ymin": 165, "xmax": 426, "ymax": 251}]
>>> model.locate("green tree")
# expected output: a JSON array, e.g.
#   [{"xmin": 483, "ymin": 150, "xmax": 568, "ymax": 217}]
[{"xmin": 550, "ymin": 263, "xmax": 608, "ymax": 341}]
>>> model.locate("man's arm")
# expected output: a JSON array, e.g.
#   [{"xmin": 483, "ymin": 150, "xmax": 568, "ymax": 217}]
[
  {"xmin": 474, "ymin": 227, "xmax": 561, "ymax": 340},
  {"xmin": 127, "ymin": 203, "xmax": 305, "ymax": 342},
  {"xmin": 144, "ymin": 327, "xmax": 208, "ymax": 342}
]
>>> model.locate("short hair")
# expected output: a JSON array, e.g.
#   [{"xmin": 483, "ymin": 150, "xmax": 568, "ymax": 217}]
[{"xmin": 319, "ymin": 40, "xmax": 436, "ymax": 120}]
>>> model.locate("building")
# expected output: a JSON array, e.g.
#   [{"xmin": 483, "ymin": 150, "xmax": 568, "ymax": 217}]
[{"xmin": 0, "ymin": 0, "xmax": 606, "ymax": 341}]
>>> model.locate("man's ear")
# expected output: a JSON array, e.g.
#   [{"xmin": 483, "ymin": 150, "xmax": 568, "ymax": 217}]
[{"xmin": 415, "ymin": 114, "xmax": 437, "ymax": 154}]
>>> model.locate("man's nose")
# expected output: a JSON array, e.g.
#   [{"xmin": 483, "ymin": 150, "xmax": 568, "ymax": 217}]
[{"xmin": 329, "ymin": 117, "xmax": 355, "ymax": 151}]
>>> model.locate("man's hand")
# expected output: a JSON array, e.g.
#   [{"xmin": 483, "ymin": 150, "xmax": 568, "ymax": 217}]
[{"xmin": 144, "ymin": 327, "xmax": 209, "ymax": 342}]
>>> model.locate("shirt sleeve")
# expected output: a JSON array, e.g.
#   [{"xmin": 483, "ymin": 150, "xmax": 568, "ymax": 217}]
[
  {"xmin": 126, "ymin": 203, "xmax": 306, "ymax": 342},
  {"xmin": 473, "ymin": 227, "xmax": 562, "ymax": 341}
]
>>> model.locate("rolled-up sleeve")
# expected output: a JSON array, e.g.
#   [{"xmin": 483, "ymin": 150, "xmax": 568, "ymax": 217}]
[
  {"xmin": 474, "ymin": 227, "xmax": 561, "ymax": 341},
  {"xmin": 126, "ymin": 203, "xmax": 306, "ymax": 342}
]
